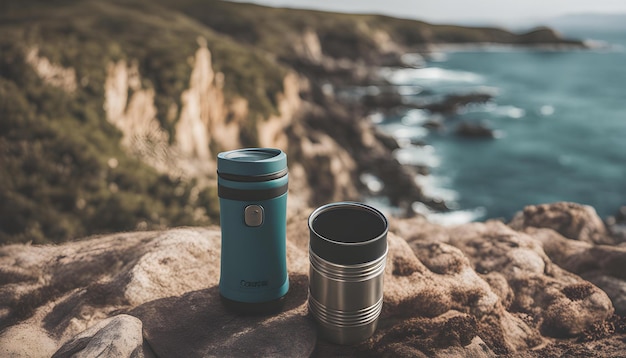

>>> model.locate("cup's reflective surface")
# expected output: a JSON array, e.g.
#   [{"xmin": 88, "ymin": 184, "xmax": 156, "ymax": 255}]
[{"xmin": 308, "ymin": 202, "xmax": 388, "ymax": 345}]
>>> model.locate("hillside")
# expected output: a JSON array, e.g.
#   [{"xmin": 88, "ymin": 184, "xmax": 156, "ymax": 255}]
[{"xmin": 0, "ymin": 0, "xmax": 585, "ymax": 244}]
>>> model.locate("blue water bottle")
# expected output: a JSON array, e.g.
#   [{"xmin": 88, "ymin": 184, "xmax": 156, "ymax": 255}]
[{"xmin": 217, "ymin": 148, "xmax": 289, "ymax": 314}]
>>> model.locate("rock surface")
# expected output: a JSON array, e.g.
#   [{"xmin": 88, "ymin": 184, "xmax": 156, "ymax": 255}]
[
  {"xmin": 509, "ymin": 202, "xmax": 612, "ymax": 245},
  {"xmin": 455, "ymin": 121, "xmax": 497, "ymax": 139},
  {"xmin": 1, "ymin": 202, "xmax": 626, "ymax": 357},
  {"xmin": 52, "ymin": 315, "xmax": 150, "ymax": 358}
]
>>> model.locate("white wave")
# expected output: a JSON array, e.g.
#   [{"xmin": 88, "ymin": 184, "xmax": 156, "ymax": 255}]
[
  {"xmin": 362, "ymin": 196, "xmax": 406, "ymax": 218},
  {"xmin": 414, "ymin": 174, "xmax": 459, "ymax": 203},
  {"xmin": 394, "ymin": 127, "xmax": 429, "ymax": 140},
  {"xmin": 540, "ymin": 105, "xmax": 555, "ymax": 116},
  {"xmin": 456, "ymin": 100, "xmax": 526, "ymax": 122},
  {"xmin": 393, "ymin": 145, "xmax": 440, "ymax": 168},
  {"xmin": 359, "ymin": 173, "xmax": 384, "ymax": 194},
  {"xmin": 401, "ymin": 109, "xmax": 430, "ymax": 126},
  {"xmin": 426, "ymin": 208, "xmax": 487, "ymax": 226},
  {"xmin": 379, "ymin": 122, "xmax": 429, "ymax": 141},
  {"xmin": 401, "ymin": 53, "xmax": 426, "ymax": 67},
  {"xmin": 368, "ymin": 112, "xmax": 384, "ymax": 124},
  {"xmin": 427, "ymin": 52, "xmax": 448, "ymax": 62},
  {"xmin": 493, "ymin": 130, "xmax": 507, "ymax": 139},
  {"xmin": 397, "ymin": 85, "xmax": 423, "ymax": 96},
  {"xmin": 494, "ymin": 105, "xmax": 526, "ymax": 119},
  {"xmin": 383, "ymin": 67, "xmax": 484, "ymax": 86},
  {"xmin": 412, "ymin": 202, "xmax": 486, "ymax": 226},
  {"xmin": 583, "ymin": 39, "xmax": 625, "ymax": 52}
]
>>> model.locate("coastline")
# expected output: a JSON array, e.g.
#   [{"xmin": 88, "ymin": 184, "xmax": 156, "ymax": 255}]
[{"xmin": 349, "ymin": 35, "xmax": 624, "ymax": 226}]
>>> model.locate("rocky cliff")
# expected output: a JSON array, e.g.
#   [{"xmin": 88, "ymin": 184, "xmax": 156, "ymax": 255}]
[
  {"xmin": 0, "ymin": 0, "xmax": 587, "ymax": 244},
  {"xmin": 1, "ymin": 202, "xmax": 625, "ymax": 357}
]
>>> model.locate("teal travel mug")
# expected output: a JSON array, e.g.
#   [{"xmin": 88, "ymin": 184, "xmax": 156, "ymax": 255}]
[{"xmin": 217, "ymin": 148, "xmax": 289, "ymax": 314}]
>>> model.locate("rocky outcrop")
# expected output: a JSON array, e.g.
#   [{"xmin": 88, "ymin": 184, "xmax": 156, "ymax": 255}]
[
  {"xmin": 103, "ymin": 38, "xmax": 231, "ymax": 179},
  {"xmin": 1, "ymin": 202, "xmax": 625, "ymax": 357},
  {"xmin": 176, "ymin": 37, "xmax": 246, "ymax": 159},
  {"xmin": 424, "ymin": 93, "xmax": 493, "ymax": 115},
  {"xmin": 0, "ymin": 227, "xmax": 315, "ymax": 357},
  {"xmin": 104, "ymin": 59, "xmax": 175, "ymax": 175},
  {"xmin": 455, "ymin": 121, "xmax": 497, "ymax": 139},
  {"xmin": 100, "ymin": 37, "xmax": 311, "ymax": 199},
  {"xmin": 97, "ymin": 32, "xmax": 426, "ymax": 213},
  {"xmin": 510, "ymin": 203, "xmax": 626, "ymax": 318},
  {"xmin": 175, "ymin": 41, "xmax": 217, "ymax": 160},
  {"xmin": 292, "ymin": 29, "xmax": 324, "ymax": 65},
  {"xmin": 509, "ymin": 202, "xmax": 612, "ymax": 245},
  {"xmin": 52, "ymin": 315, "xmax": 148, "ymax": 358},
  {"xmin": 258, "ymin": 72, "xmax": 302, "ymax": 151},
  {"xmin": 517, "ymin": 27, "xmax": 583, "ymax": 47},
  {"xmin": 25, "ymin": 47, "xmax": 77, "ymax": 93}
]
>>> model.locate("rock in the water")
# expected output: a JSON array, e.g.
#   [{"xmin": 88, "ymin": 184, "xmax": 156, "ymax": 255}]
[
  {"xmin": 455, "ymin": 120, "xmax": 496, "ymax": 138},
  {"xmin": 423, "ymin": 93, "xmax": 492, "ymax": 114},
  {"xmin": 509, "ymin": 202, "xmax": 612, "ymax": 244},
  {"xmin": 52, "ymin": 315, "xmax": 148, "ymax": 358}
]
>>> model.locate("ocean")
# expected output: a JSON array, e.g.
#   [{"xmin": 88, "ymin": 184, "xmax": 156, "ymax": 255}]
[{"xmin": 372, "ymin": 28, "xmax": 626, "ymax": 224}]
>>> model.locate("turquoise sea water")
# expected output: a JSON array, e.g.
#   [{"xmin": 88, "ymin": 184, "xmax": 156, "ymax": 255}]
[{"xmin": 376, "ymin": 29, "xmax": 626, "ymax": 223}]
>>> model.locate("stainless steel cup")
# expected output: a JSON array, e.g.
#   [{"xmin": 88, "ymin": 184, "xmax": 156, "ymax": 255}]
[{"xmin": 308, "ymin": 202, "xmax": 388, "ymax": 345}]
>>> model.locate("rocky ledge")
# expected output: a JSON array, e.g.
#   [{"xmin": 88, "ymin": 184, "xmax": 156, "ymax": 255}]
[{"xmin": 1, "ymin": 202, "xmax": 626, "ymax": 357}]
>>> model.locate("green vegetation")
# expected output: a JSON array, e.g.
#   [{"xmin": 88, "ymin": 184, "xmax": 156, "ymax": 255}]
[
  {"xmin": 0, "ymin": 0, "xmax": 285, "ymax": 244},
  {"xmin": 0, "ymin": 43, "xmax": 216, "ymax": 244}
]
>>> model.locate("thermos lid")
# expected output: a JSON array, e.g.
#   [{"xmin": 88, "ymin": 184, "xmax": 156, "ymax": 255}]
[{"xmin": 218, "ymin": 148, "xmax": 287, "ymax": 180}]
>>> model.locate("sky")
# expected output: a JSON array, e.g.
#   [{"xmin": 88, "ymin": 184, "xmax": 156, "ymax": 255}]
[{"xmin": 231, "ymin": 0, "xmax": 626, "ymax": 27}]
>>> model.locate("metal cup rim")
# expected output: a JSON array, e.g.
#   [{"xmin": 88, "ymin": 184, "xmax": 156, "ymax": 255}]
[{"xmin": 308, "ymin": 201, "xmax": 388, "ymax": 248}]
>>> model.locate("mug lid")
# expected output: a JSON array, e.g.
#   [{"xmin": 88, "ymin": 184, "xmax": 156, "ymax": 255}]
[{"xmin": 217, "ymin": 148, "xmax": 287, "ymax": 177}]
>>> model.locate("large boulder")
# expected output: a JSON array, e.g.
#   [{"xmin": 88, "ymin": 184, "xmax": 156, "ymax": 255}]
[
  {"xmin": 509, "ymin": 202, "xmax": 612, "ymax": 245},
  {"xmin": 455, "ymin": 120, "xmax": 497, "ymax": 139},
  {"xmin": 1, "ymin": 204, "xmax": 625, "ymax": 357},
  {"xmin": 525, "ymin": 226, "xmax": 626, "ymax": 316},
  {"xmin": 0, "ymin": 227, "xmax": 316, "ymax": 357}
]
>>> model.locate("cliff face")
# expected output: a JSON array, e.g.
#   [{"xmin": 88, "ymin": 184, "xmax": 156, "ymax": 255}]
[
  {"xmin": 99, "ymin": 35, "xmax": 310, "ymax": 208},
  {"xmin": 0, "ymin": 0, "xmax": 587, "ymax": 244},
  {"xmin": 102, "ymin": 36, "xmax": 285, "ymax": 175},
  {"xmin": 104, "ymin": 59, "xmax": 174, "ymax": 174},
  {"xmin": 175, "ymin": 38, "xmax": 235, "ymax": 160},
  {"xmin": 25, "ymin": 47, "xmax": 78, "ymax": 93}
]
